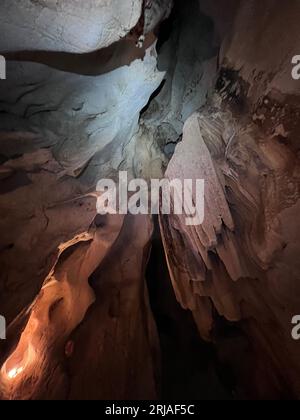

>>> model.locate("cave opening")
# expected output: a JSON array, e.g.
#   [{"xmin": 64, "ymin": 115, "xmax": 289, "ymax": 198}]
[{"xmin": 145, "ymin": 218, "xmax": 235, "ymax": 400}]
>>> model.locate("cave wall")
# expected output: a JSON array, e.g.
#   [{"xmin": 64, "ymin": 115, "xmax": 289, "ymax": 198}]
[
  {"xmin": 160, "ymin": 0, "xmax": 300, "ymax": 398},
  {"xmin": 0, "ymin": 214, "xmax": 159, "ymax": 400},
  {"xmin": 0, "ymin": 0, "xmax": 168, "ymax": 400},
  {"xmin": 0, "ymin": 0, "xmax": 299, "ymax": 400},
  {"xmin": 221, "ymin": 0, "xmax": 300, "ymax": 99},
  {"xmin": 0, "ymin": 0, "xmax": 143, "ymax": 53}
]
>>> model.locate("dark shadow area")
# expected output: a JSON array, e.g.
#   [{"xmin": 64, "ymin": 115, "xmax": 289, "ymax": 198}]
[
  {"xmin": 2, "ymin": 33, "xmax": 157, "ymax": 76},
  {"xmin": 146, "ymin": 217, "xmax": 234, "ymax": 400},
  {"xmin": 140, "ymin": 79, "xmax": 166, "ymax": 118}
]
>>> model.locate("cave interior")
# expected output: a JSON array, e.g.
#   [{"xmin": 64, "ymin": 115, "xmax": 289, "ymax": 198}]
[{"xmin": 0, "ymin": 0, "xmax": 300, "ymax": 401}]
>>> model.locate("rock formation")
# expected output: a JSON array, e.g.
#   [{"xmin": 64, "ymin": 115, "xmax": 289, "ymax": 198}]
[{"xmin": 0, "ymin": 0, "xmax": 299, "ymax": 400}]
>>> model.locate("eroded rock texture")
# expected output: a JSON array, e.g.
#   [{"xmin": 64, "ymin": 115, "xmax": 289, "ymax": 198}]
[
  {"xmin": 0, "ymin": 0, "xmax": 300, "ymax": 401},
  {"xmin": 159, "ymin": 0, "xmax": 300, "ymax": 399},
  {"xmin": 0, "ymin": 0, "xmax": 143, "ymax": 53},
  {"xmin": 0, "ymin": 214, "xmax": 159, "ymax": 400},
  {"xmin": 160, "ymin": 109, "xmax": 300, "ymax": 398},
  {"xmin": 0, "ymin": 0, "xmax": 168, "ymax": 400}
]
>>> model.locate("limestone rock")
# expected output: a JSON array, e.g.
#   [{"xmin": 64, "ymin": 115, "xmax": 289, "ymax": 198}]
[
  {"xmin": 160, "ymin": 107, "xmax": 300, "ymax": 397},
  {"xmin": 0, "ymin": 0, "xmax": 143, "ymax": 53}
]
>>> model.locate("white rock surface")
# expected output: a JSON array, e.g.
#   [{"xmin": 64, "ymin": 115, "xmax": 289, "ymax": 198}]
[{"xmin": 0, "ymin": 0, "xmax": 142, "ymax": 53}]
